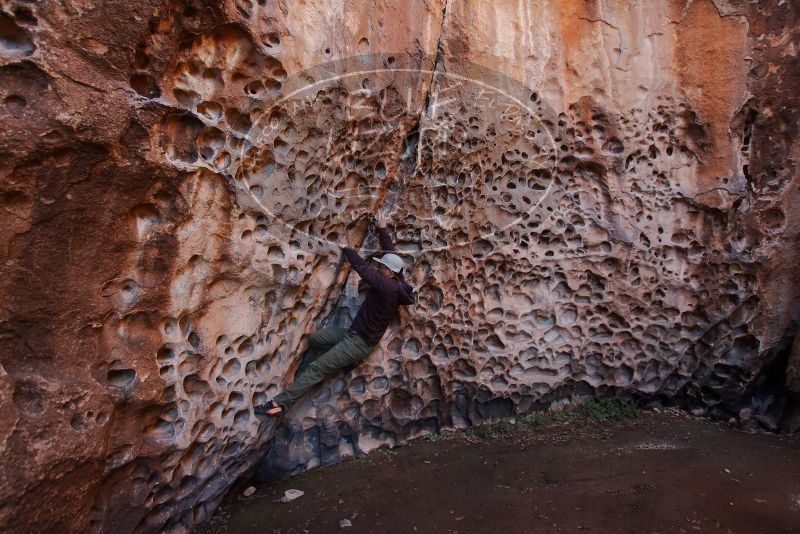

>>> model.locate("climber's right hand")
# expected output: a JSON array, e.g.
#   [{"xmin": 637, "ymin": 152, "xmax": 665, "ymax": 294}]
[{"xmin": 374, "ymin": 210, "xmax": 389, "ymax": 228}]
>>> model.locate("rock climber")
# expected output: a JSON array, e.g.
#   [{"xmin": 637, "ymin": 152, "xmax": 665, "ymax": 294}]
[{"xmin": 255, "ymin": 212, "xmax": 415, "ymax": 416}]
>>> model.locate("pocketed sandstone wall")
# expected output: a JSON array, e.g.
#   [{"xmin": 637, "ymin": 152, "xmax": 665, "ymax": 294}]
[{"xmin": 1, "ymin": 1, "xmax": 798, "ymax": 532}]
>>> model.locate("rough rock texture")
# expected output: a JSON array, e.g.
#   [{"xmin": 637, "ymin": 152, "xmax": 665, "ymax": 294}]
[{"xmin": 1, "ymin": 0, "xmax": 799, "ymax": 532}]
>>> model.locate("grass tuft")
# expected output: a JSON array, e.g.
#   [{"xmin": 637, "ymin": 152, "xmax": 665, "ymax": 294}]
[
  {"xmin": 518, "ymin": 413, "xmax": 545, "ymax": 427},
  {"xmin": 468, "ymin": 421, "xmax": 511, "ymax": 439},
  {"xmin": 425, "ymin": 430, "xmax": 454, "ymax": 442},
  {"xmin": 572, "ymin": 398, "xmax": 637, "ymax": 421},
  {"xmin": 518, "ymin": 399, "xmax": 637, "ymax": 429},
  {"xmin": 433, "ymin": 399, "xmax": 637, "ymax": 443}
]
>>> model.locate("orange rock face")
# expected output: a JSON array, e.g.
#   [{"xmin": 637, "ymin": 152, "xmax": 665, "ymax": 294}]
[{"xmin": 1, "ymin": 1, "xmax": 798, "ymax": 532}]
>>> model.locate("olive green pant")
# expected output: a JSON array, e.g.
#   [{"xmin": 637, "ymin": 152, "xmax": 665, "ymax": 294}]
[{"xmin": 274, "ymin": 328, "xmax": 372, "ymax": 410}]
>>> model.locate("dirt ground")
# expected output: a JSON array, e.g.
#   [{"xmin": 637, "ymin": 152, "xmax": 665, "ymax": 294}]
[{"xmin": 201, "ymin": 410, "xmax": 800, "ymax": 533}]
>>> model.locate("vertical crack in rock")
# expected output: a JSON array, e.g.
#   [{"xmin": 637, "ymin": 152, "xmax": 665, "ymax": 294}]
[
  {"xmin": 419, "ymin": 0, "xmax": 448, "ymax": 126},
  {"xmin": 401, "ymin": 122, "xmax": 421, "ymax": 175},
  {"xmin": 432, "ymin": 0, "xmax": 450, "ymax": 82},
  {"xmin": 377, "ymin": 0, "xmax": 447, "ymax": 223},
  {"xmin": 312, "ymin": 0, "xmax": 450, "ymax": 332}
]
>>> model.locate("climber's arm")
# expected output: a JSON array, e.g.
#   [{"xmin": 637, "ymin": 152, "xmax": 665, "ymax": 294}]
[
  {"xmin": 342, "ymin": 246, "xmax": 391, "ymax": 291},
  {"xmin": 375, "ymin": 212, "xmax": 396, "ymax": 252},
  {"xmin": 377, "ymin": 227, "xmax": 395, "ymax": 252}
]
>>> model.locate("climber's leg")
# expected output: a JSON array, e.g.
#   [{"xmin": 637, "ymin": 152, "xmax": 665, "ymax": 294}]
[
  {"xmin": 308, "ymin": 327, "xmax": 350, "ymax": 351},
  {"xmin": 273, "ymin": 331, "xmax": 371, "ymax": 411},
  {"xmin": 295, "ymin": 328, "xmax": 349, "ymax": 376},
  {"xmin": 256, "ymin": 328, "xmax": 352, "ymax": 417}
]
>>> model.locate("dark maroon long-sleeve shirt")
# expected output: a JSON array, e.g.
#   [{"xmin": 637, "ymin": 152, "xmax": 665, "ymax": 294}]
[{"xmin": 342, "ymin": 227, "xmax": 415, "ymax": 345}]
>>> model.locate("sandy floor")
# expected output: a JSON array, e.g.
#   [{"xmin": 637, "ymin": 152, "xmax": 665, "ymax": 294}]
[{"xmin": 201, "ymin": 410, "xmax": 800, "ymax": 533}]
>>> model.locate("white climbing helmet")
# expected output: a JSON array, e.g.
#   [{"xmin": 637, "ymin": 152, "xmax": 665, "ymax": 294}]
[{"xmin": 373, "ymin": 253, "xmax": 404, "ymax": 273}]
